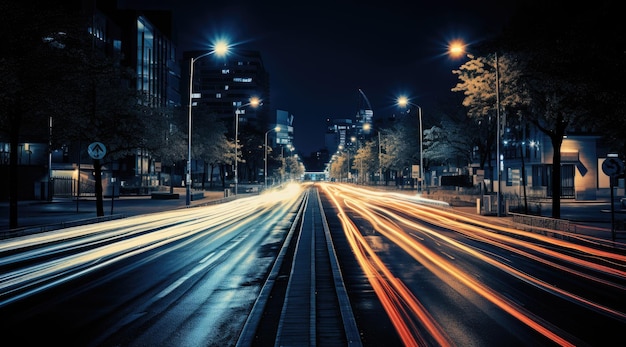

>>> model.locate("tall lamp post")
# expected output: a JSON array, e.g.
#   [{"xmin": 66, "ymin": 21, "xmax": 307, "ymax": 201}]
[
  {"xmin": 448, "ymin": 40, "xmax": 502, "ymax": 216},
  {"xmin": 234, "ymin": 97, "xmax": 261, "ymax": 195},
  {"xmin": 397, "ymin": 96, "xmax": 424, "ymax": 194},
  {"xmin": 338, "ymin": 145, "xmax": 344, "ymax": 182},
  {"xmin": 264, "ymin": 126, "xmax": 280, "ymax": 188},
  {"xmin": 349, "ymin": 136, "xmax": 356, "ymax": 183},
  {"xmin": 186, "ymin": 41, "xmax": 229, "ymax": 206}
]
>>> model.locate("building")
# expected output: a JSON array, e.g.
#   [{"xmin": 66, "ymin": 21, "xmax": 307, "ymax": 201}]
[
  {"xmin": 183, "ymin": 49, "xmax": 270, "ymax": 130},
  {"xmin": 32, "ymin": 2, "xmax": 179, "ymax": 199},
  {"xmin": 182, "ymin": 49, "xmax": 271, "ymax": 184},
  {"xmin": 275, "ymin": 109, "xmax": 294, "ymax": 150},
  {"xmin": 500, "ymin": 133, "xmax": 615, "ymax": 201}
]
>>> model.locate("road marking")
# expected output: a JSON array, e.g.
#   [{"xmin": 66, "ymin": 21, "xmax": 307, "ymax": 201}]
[{"xmin": 155, "ymin": 249, "xmax": 227, "ymax": 299}]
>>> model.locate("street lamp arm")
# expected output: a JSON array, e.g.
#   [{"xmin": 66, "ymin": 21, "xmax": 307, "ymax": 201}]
[{"xmin": 192, "ymin": 51, "xmax": 215, "ymax": 63}]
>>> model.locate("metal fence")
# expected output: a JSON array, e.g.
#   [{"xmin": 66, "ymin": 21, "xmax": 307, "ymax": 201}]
[{"xmin": 52, "ymin": 177, "xmax": 95, "ymax": 197}]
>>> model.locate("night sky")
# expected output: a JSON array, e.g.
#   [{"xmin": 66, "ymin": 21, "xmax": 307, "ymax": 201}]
[{"xmin": 120, "ymin": 0, "xmax": 517, "ymax": 156}]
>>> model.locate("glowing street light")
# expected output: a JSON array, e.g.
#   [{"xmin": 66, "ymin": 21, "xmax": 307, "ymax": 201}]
[
  {"xmin": 397, "ymin": 96, "xmax": 424, "ymax": 194},
  {"xmin": 234, "ymin": 97, "xmax": 261, "ymax": 195},
  {"xmin": 448, "ymin": 39, "xmax": 503, "ymax": 216},
  {"xmin": 264, "ymin": 126, "xmax": 280, "ymax": 188},
  {"xmin": 186, "ymin": 40, "xmax": 229, "ymax": 206},
  {"xmin": 448, "ymin": 39, "xmax": 466, "ymax": 59}
]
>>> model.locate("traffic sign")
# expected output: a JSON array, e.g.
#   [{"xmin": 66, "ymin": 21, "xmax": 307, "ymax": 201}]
[
  {"xmin": 88, "ymin": 142, "xmax": 107, "ymax": 160},
  {"xmin": 411, "ymin": 165, "xmax": 419, "ymax": 179},
  {"xmin": 602, "ymin": 157, "xmax": 624, "ymax": 177}
]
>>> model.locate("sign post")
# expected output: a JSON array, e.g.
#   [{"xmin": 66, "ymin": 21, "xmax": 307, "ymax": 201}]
[
  {"xmin": 602, "ymin": 156, "xmax": 625, "ymax": 241},
  {"xmin": 88, "ymin": 142, "xmax": 107, "ymax": 217},
  {"xmin": 411, "ymin": 164, "xmax": 419, "ymax": 192}
]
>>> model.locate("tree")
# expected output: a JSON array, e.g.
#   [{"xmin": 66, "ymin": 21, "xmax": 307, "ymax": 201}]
[
  {"xmin": 499, "ymin": 2, "xmax": 618, "ymax": 218},
  {"xmin": 352, "ymin": 140, "xmax": 378, "ymax": 184},
  {"xmin": 452, "ymin": 51, "xmax": 527, "ymax": 172},
  {"xmin": 191, "ymin": 107, "xmax": 232, "ymax": 189},
  {"xmin": 240, "ymin": 124, "xmax": 263, "ymax": 183},
  {"xmin": 44, "ymin": 10, "xmax": 170, "ymax": 216},
  {"xmin": 0, "ymin": 1, "xmax": 91, "ymax": 227},
  {"xmin": 284, "ymin": 155, "xmax": 303, "ymax": 181},
  {"xmin": 423, "ymin": 120, "xmax": 473, "ymax": 169},
  {"xmin": 145, "ymin": 105, "xmax": 186, "ymax": 193}
]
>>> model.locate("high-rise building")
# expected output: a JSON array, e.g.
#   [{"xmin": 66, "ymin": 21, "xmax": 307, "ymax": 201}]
[
  {"xmin": 325, "ymin": 118, "xmax": 355, "ymax": 154},
  {"xmin": 182, "ymin": 49, "xmax": 270, "ymax": 134},
  {"xmin": 275, "ymin": 109, "xmax": 294, "ymax": 149}
]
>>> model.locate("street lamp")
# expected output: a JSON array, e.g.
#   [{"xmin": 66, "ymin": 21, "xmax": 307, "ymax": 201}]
[
  {"xmin": 397, "ymin": 96, "xmax": 424, "ymax": 194},
  {"xmin": 448, "ymin": 40, "xmax": 503, "ymax": 216},
  {"xmin": 186, "ymin": 40, "xmax": 229, "ymax": 206},
  {"xmin": 349, "ymin": 136, "xmax": 356, "ymax": 183},
  {"xmin": 338, "ymin": 145, "xmax": 344, "ymax": 182},
  {"xmin": 234, "ymin": 97, "xmax": 261, "ymax": 195},
  {"xmin": 264, "ymin": 126, "xmax": 280, "ymax": 188}
]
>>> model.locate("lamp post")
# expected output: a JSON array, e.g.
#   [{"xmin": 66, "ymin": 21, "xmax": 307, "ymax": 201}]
[
  {"xmin": 338, "ymin": 145, "xmax": 344, "ymax": 182},
  {"xmin": 397, "ymin": 96, "xmax": 424, "ymax": 194},
  {"xmin": 186, "ymin": 41, "xmax": 229, "ymax": 206},
  {"xmin": 378, "ymin": 132, "xmax": 382, "ymax": 185},
  {"xmin": 349, "ymin": 136, "xmax": 356, "ymax": 183},
  {"xmin": 264, "ymin": 126, "xmax": 280, "ymax": 189},
  {"xmin": 234, "ymin": 97, "xmax": 261, "ymax": 195},
  {"xmin": 495, "ymin": 52, "xmax": 502, "ymax": 217},
  {"xmin": 449, "ymin": 40, "xmax": 502, "ymax": 216}
]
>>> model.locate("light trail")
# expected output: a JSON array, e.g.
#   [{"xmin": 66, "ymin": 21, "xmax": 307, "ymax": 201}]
[
  {"xmin": 323, "ymin": 183, "xmax": 455, "ymax": 347},
  {"xmin": 320, "ymin": 183, "xmax": 626, "ymax": 346},
  {"xmin": 0, "ymin": 185, "xmax": 304, "ymax": 308}
]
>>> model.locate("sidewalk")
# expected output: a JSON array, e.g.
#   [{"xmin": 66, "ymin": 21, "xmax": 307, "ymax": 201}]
[
  {"xmin": 0, "ymin": 187, "xmax": 247, "ymax": 238},
  {"xmin": 451, "ymin": 200, "xmax": 626, "ymax": 242},
  {"xmin": 378, "ymin": 186, "xmax": 625, "ymax": 242}
]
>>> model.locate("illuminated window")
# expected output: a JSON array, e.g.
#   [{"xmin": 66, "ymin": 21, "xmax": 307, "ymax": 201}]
[
  {"xmin": 216, "ymin": 93, "xmax": 222, "ymax": 98},
  {"xmin": 222, "ymin": 69, "xmax": 229, "ymax": 74}
]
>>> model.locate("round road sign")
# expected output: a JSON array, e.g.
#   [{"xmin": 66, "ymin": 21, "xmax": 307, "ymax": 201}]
[
  {"xmin": 602, "ymin": 157, "xmax": 624, "ymax": 177},
  {"xmin": 88, "ymin": 142, "xmax": 107, "ymax": 160}
]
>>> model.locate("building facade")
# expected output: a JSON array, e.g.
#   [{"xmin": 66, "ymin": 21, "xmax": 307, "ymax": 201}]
[{"xmin": 181, "ymin": 49, "xmax": 271, "ymax": 184}]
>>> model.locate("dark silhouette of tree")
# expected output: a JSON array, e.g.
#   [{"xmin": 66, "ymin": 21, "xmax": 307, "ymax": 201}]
[
  {"xmin": 0, "ymin": 1, "xmax": 89, "ymax": 227},
  {"xmin": 499, "ymin": 1, "xmax": 622, "ymax": 218},
  {"xmin": 191, "ymin": 106, "xmax": 232, "ymax": 189}
]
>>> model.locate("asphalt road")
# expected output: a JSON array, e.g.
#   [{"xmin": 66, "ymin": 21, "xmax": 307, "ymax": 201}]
[
  {"xmin": 0, "ymin": 189, "xmax": 238, "ymax": 236},
  {"xmin": 1, "ymin": 186, "xmax": 625, "ymax": 242}
]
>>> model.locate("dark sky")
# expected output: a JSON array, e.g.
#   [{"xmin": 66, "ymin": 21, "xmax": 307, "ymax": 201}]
[{"xmin": 120, "ymin": 0, "xmax": 517, "ymax": 156}]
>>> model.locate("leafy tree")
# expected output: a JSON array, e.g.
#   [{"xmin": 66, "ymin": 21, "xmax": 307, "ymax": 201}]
[
  {"xmin": 423, "ymin": 120, "xmax": 472, "ymax": 169},
  {"xmin": 240, "ymin": 124, "xmax": 263, "ymax": 184},
  {"xmin": 328, "ymin": 153, "xmax": 347, "ymax": 182},
  {"xmin": 498, "ymin": 1, "xmax": 620, "ymax": 218},
  {"xmin": 352, "ymin": 140, "xmax": 378, "ymax": 184},
  {"xmin": 0, "ymin": 1, "xmax": 90, "ymax": 227},
  {"xmin": 191, "ymin": 106, "xmax": 233, "ymax": 189},
  {"xmin": 147, "ymin": 105, "xmax": 187, "ymax": 193},
  {"xmin": 451, "ymin": 51, "xmax": 526, "ymax": 171},
  {"xmin": 284, "ymin": 155, "xmax": 303, "ymax": 181},
  {"xmin": 34, "ymin": 6, "xmax": 170, "ymax": 216}
]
